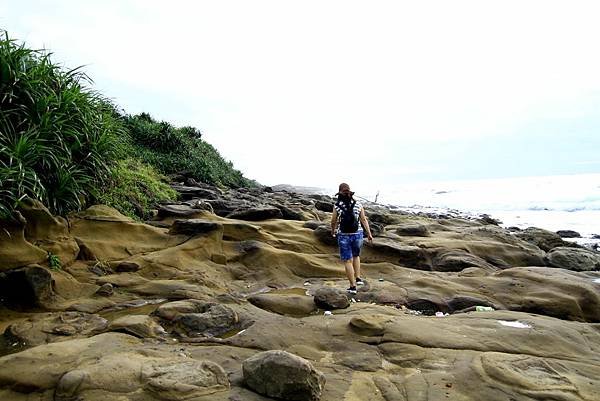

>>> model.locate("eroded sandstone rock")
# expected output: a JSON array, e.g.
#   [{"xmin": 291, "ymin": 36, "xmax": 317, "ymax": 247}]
[
  {"xmin": 313, "ymin": 287, "xmax": 349, "ymax": 310},
  {"xmin": 243, "ymin": 350, "xmax": 326, "ymax": 401},
  {"xmin": 546, "ymin": 247, "xmax": 600, "ymax": 271}
]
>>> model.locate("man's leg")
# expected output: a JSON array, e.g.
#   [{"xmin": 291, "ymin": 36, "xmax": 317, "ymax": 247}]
[
  {"xmin": 352, "ymin": 256, "xmax": 361, "ymax": 281},
  {"xmin": 344, "ymin": 259, "xmax": 356, "ymax": 287}
]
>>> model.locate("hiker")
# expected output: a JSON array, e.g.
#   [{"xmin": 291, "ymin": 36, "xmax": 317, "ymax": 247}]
[{"xmin": 330, "ymin": 183, "xmax": 373, "ymax": 294}]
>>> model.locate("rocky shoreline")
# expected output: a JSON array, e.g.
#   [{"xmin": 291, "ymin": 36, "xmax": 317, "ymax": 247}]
[{"xmin": 1, "ymin": 179, "xmax": 600, "ymax": 400}]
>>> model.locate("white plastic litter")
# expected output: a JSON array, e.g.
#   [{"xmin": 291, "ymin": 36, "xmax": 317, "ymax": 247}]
[
  {"xmin": 498, "ymin": 320, "xmax": 531, "ymax": 329},
  {"xmin": 304, "ymin": 282, "xmax": 311, "ymax": 286},
  {"xmin": 378, "ymin": 278, "xmax": 384, "ymax": 282},
  {"xmin": 435, "ymin": 312, "xmax": 445, "ymax": 317},
  {"xmin": 324, "ymin": 311, "xmax": 333, "ymax": 316}
]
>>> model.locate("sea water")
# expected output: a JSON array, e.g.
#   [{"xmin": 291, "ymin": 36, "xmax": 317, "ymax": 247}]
[{"xmin": 355, "ymin": 173, "xmax": 600, "ymax": 241}]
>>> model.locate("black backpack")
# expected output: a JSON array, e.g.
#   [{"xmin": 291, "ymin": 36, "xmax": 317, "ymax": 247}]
[{"xmin": 337, "ymin": 199, "xmax": 359, "ymax": 233}]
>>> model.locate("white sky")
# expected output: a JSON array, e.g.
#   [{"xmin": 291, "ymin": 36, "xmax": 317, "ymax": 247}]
[{"xmin": 2, "ymin": 0, "xmax": 600, "ymax": 194}]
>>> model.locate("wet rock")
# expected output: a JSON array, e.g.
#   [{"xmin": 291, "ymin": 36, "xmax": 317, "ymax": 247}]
[
  {"xmin": 432, "ymin": 250, "xmax": 496, "ymax": 272},
  {"xmin": 243, "ymin": 350, "xmax": 326, "ymax": 401},
  {"xmin": 395, "ymin": 223, "xmax": 430, "ymax": 237},
  {"xmin": 108, "ymin": 315, "xmax": 166, "ymax": 338},
  {"xmin": 227, "ymin": 206, "xmax": 283, "ymax": 221},
  {"xmin": 96, "ymin": 283, "xmax": 114, "ymax": 296},
  {"xmin": 169, "ymin": 219, "xmax": 222, "ymax": 236},
  {"xmin": 545, "ymin": 247, "xmax": 600, "ymax": 271},
  {"xmin": 313, "ymin": 287, "xmax": 349, "ymax": 310},
  {"xmin": 0, "ymin": 264, "xmax": 54, "ymax": 308},
  {"xmin": 172, "ymin": 303, "xmax": 238, "ymax": 337},
  {"xmin": 556, "ymin": 230, "xmax": 581, "ymax": 238}
]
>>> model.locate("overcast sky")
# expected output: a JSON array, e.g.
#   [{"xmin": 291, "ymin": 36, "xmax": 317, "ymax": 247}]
[{"xmin": 2, "ymin": 0, "xmax": 600, "ymax": 193}]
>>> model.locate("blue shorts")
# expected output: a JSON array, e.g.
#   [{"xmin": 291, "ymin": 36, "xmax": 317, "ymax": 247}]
[{"xmin": 337, "ymin": 232, "xmax": 364, "ymax": 261}]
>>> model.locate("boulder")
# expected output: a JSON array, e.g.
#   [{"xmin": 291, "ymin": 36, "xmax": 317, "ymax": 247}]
[
  {"xmin": 172, "ymin": 303, "xmax": 238, "ymax": 337},
  {"xmin": 556, "ymin": 230, "xmax": 581, "ymax": 238},
  {"xmin": 515, "ymin": 227, "xmax": 573, "ymax": 251},
  {"xmin": 153, "ymin": 299, "xmax": 208, "ymax": 321},
  {"xmin": 108, "ymin": 315, "xmax": 166, "ymax": 338},
  {"xmin": 169, "ymin": 219, "xmax": 222, "ymax": 236},
  {"xmin": 395, "ymin": 223, "xmax": 430, "ymax": 237},
  {"xmin": 545, "ymin": 247, "xmax": 600, "ymax": 272},
  {"xmin": 349, "ymin": 315, "xmax": 391, "ymax": 336},
  {"xmin": 243, "ymin": 350, "xmax": 326, "ymax": 401},
  {"xmin": 313, "ymin": 287, "xmax": 349, "ymax": 310},
  {"xmin": 248, "ymin": 293, "xmax": 317, "ymax": 316},
  {"xmin": 227, "ymin": 206, "xmax": 283, "ymax": 221},
  {"xmin": 313, "ymin": 200, "xmax": 333, "ymax": 213}
]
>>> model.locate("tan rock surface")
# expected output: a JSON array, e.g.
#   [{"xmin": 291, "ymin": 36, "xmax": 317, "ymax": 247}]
[{"xmin": 1, "ymin": 195, "xmax": 599, "ymax": 400}]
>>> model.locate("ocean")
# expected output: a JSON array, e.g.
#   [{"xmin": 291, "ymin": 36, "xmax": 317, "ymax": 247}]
[{"xmin": 352, "ymin": 173, "xmax": 600, "ymax": 243}]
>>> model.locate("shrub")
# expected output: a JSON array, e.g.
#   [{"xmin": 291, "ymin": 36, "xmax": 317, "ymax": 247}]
[
  {"xmin": 123, "ymin": 113, "xmax": 253, "ymax": 188},
  {"xmin": 94, "ymin": 158, "xmax": 178, "ymax": 220},
  {"xmin": 0, "ymin": 31, "xmax": 121, "ymax": 218}
]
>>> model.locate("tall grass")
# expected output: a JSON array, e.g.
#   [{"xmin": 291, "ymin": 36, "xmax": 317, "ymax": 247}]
[
  {"xmin": 0, "ymin": 31, "xmax": 121, "ymax": 218},
  {"xmin": 0, "ymin": 32, "xmax": 254, "ymax": 220},
  {"xmin": 123, "ymin": 113, "xmax": 253, "ymax": 188}
]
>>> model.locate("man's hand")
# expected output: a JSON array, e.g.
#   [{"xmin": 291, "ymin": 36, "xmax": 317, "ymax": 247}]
[
  {"xmin": 331, "ymin": 230, "xmax": 336, "ymax": 238},
  {"xmin": 367, "ymin": 234, "xmax": 373, "ymax": 243}
]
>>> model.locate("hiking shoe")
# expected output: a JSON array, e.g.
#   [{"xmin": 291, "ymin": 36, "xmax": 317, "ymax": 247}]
[
  {"xmin": 356, "ymin": 277, "xmax": 365, "ymax": 286},
  {"xmin": 347, "ymin": 286, "xmax": 357, "ymax": 294}
]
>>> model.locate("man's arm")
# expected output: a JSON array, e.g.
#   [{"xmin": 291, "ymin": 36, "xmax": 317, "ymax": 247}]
[
  {"xmin": 359, "ymin": 208, "xmax": 373, "ymax": 242},
  {"xmin": 331, "ymin": 208, "xmax": 338, "ymax": 237}
]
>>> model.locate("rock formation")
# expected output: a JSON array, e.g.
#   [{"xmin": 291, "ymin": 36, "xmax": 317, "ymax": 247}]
[{"xmin": 1, "ymin": 182, "xmax": 599, "ymax": 400}]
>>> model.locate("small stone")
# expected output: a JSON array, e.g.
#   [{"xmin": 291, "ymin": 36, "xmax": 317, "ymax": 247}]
[
  {"xmin": 211, "ymin": 254, "xmax": 227, "ymax": 265},
  {"xmin": 115, "ymin": 262, "xmax": 140, "ymax": 272},
  {"xmin": 96, "ymin": 283, "xmax": 114, "ymax": 296}
]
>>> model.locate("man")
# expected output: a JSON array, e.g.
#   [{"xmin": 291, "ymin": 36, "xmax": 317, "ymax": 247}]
[{"xmin": 330, "ymin": 183, "xmax": 373, "ymax": 294}]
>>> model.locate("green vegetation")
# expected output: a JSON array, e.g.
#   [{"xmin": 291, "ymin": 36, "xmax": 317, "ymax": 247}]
[
  {"xmin": 47, "ymin": 252, "xmax": 61, "ymax": 270},
  {"xmin": 0, "ymin": 31, "xmax": 121, "ymax": 218},
  {"xmin": 94, "ymin": 158, "xmax": 178, "ymax": 220},
  {"xmin": 0, "ymin": 31, "xmax": 253, "ymax": 220},
  {"xmin": 123, "ymin": 113, "xmax": 251, "ymax": 188}
]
